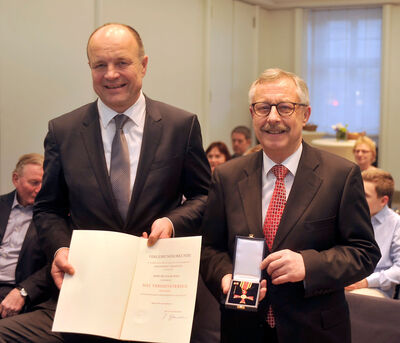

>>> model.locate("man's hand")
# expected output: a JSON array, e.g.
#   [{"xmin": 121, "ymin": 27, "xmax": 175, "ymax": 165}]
[
  {"xmin": 0, "ymin": 288, "xmax": 26, "ymax": 318},
  {"xmin": 261, "ymin": 249, "xmax": 305, "ymax": 285},
  {"xmin": 142, "ymin": 217, "xmax": 173, "ymax": 247},
  {"xmin": 258, "ymin": 279, "xmax": 267, "ymax": 301},
  {"xmin": 221, "ymin": 274, "xmax": 232, "ymax": 294},
  {"xmin": 345, "ymin": 278, "xmax": 368, "ymax": 291},
  {"xmin": 52, "ymin": 247, "xmax": 75, "ymax": 289}
]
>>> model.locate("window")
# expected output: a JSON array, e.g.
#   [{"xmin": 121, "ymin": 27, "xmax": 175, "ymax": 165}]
[{"xmin": 306, "ymin": 8, "xmax": 382, "ymax": 135}]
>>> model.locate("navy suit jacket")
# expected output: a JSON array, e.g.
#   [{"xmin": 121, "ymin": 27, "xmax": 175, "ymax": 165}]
[{"xmin": 0, "ymin": 191, "xmax": 49, "ymax": 307}]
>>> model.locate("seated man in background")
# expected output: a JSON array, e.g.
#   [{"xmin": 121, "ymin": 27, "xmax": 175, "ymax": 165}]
[
  {"xmin": 0, "ymin": 153, "xmax": 48, "ymax": 318},
  {"xmin": 346, "ymin": 168, "xmax": 400, "ymax": 298},
  {"xmin": 231, "ymin": 125, "xmax": 252, "ymax": 158}
]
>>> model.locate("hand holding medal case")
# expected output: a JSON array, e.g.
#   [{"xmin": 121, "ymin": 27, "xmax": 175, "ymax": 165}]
[{"xmin": 225, "ymin": 236, "xmax": 265, "ymax": 311}]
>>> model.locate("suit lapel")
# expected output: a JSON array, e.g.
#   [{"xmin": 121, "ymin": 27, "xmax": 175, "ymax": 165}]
[
  {"xmin": 273, "ymin": 143, "xmax": 322, "ymax": 250},
  {"xmin": 126, "ymin": 97, "xmax": 162, "ymax": 226},
  {"xmin": 238, "ymin": 151, "xmax": 264, "ymax": 237},
  {"xmin": 80, "ymin": 101, "xmax": 123, "ymax": 227},
  {"xmin": 0, "ymin": 192, "xmax": 14, "ymax": 242}
]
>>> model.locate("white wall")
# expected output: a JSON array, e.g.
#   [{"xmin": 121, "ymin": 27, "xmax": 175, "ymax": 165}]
[
  {"xmin": 207, "ymin": 0, "xmax": 234, "ymax": 146},
  {"xmin": 0, "ymin": 0, "xmax": 399, "ymax": 192},
  {"xmin": 0, "ymin": 0, "xmax": 95, "ymax": 192},
  {"xmin": 380, "ymin": 4, "xmax": 400, "ymax": 187},
  {"xmin": 231, "ymin": 1, "xmax": 257, "ymax": 137},
  {"xmin": 258, "ymin": 8, "xmax": 295, "ymax": 73},
  {"xmin": 207, "ymin": 0, "xmax": 256, "ymax": 147},
  {"xmin": 0, "ymin": 0, "xmax": 257, "ymax": 192}
]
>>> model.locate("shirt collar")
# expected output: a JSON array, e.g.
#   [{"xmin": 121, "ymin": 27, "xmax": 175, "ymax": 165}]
[
  {"xmin": 97, "ymin": 91, "xmax": 146, "ymax": 129},
  {"xmin": 372, "ymin": 204, "xmax": 389, "ymax": 225},
  {"xmin": 262, "ymin": 143, "xmax": 303, "ymax": 177},
  {"xmin": 12, "ymin": 191, "xmax": 33, "ymax": 210}
]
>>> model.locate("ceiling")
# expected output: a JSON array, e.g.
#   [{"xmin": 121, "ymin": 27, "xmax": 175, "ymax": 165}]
[{"xmin": 241, "ymin": 0, "xmax": 400, "ymax": 9}]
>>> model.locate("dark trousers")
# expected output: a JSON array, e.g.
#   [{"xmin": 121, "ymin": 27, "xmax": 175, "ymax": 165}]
[
  {"xmin": 0, "ymin": 298, "xmax": 125, "ymax": 343},
  {"xmin": 220, "ymin": 306, "xmax": 278, "ymax": 343},
  {"xmin": 0, "ymin": 298, "xmax": 171, "ymax": 343}
]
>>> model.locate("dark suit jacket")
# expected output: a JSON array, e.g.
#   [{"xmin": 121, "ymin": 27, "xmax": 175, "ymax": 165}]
[
  {"xmin": 201, "ymin": 142, "xmax": 380, "ymax": 343},
  {"xmin": 33, "ymin": 96, "xmax": 210, "ymax": 260},
  {"xmin": 0, "ymin": 191, "xmax": 49, "ymax": 307}
]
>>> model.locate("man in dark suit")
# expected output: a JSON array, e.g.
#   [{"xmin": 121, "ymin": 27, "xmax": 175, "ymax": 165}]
[
  {"xmin": 0, "ymin": 23, "xmax": 210, "ymax": 342},
  {"xmin": 0, "ymin": 154, "xmax": 49, "ymax": 319},
  {"xmin": 201, "ymin": 68, "xmax": 380, "ymax": 343}
]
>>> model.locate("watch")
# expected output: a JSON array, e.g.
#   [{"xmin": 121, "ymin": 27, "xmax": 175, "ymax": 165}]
[{"xmin": 17, "ymin": 286, "xmax": 28, "ymax": 298}]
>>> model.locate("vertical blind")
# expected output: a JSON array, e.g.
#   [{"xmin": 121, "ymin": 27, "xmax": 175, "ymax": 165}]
[{"xmin": 306, "ymin": 8, "xmax": 382, "ymax": 135}]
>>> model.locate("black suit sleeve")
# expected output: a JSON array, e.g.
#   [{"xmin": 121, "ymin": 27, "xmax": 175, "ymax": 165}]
[
  {"xmin": 33, "ymin": 121, "xmax": 72, "ymax": 261},
  {"xmin": 165, "ymin": 116, "xmax": 211, "ymax": 236},
  {"xmin": 200, "ymin": 169, "xmax": 234, "ymax": 300},
  {"xmin": 300, "ymin": 164, "xmax": 381, "ymax": 296},
  {"xmin": 18, "ymin": 265, "xmax": 52, "ymax": 305}
]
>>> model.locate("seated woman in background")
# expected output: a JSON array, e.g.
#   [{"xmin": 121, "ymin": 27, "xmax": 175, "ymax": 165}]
[
  {"xmin": 353, "ymin": 136, "xmax": 377, "ymax": 171},
  {"xmin": 206, "ymin": 141, "xmax": 231, "ymax": 173}
]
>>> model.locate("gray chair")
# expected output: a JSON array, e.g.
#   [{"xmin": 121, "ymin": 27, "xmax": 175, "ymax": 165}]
[{"xmin": 346, "ymin": 292, "xmax": 400, "ymax": 343}]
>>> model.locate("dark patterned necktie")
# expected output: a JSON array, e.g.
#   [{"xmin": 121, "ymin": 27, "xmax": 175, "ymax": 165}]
[
  {"xmin": 263, "ymin": 164, "xmax": 289, "ymax": 328},
  {"xmin": 263, "ymin": 165, "xmax": 289, "ymax": 250},
  {"xmin": 110, "ymin": 114, "xmax": 130, "ymax": 220}
]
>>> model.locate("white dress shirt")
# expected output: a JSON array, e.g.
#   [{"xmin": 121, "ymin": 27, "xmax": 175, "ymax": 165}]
[
  {"xmin": 96, "ymin": 93, "xmax": 175, "ymax": 233},
  {"xmin": 261, "ymin": 144, "xmax": 303, "ymax": 226},
  {"xmin": 366, "ymin": 205, "xmax": 400, "ymax": 297},
  {"xmin": 97, "ymin": 91, "xmax": 146, "ymax": 196}
]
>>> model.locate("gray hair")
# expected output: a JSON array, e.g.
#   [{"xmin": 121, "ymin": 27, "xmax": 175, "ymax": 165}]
[
  {"xmin": 13, "ymin": 153, "xmax": 44, "ymax": 176},
  {"xmin": 248, "ymin": 68, "xmax": 310, "ymax": 105}
]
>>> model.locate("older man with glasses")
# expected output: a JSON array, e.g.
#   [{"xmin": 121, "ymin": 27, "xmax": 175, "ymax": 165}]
[{"xmin": 201, "ymin": 68, "xmax": 380, "ymax": 343}]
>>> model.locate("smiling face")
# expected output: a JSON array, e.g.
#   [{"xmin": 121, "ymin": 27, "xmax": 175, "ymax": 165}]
[
  {"xmin": 88, "ymin": 25, "xmax": 148, "ymax": 113},
  {"xmin": 250, "ymin": 78, "xmax": 311, "ymax": 163}
]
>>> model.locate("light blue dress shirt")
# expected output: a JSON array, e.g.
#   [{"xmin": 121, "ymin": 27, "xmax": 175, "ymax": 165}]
[
  {"xmin": 366, "ymin": 205, "xmax": 400, "ymax": 298},
  {"xmin": 0, "ymin": 193, "xmax": 32, "ymax": 284}
]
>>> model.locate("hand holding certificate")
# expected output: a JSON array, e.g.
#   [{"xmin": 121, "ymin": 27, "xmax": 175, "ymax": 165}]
[{"xmin": 53, "ymin": 230, "xmax": 201, "ymax": 343}]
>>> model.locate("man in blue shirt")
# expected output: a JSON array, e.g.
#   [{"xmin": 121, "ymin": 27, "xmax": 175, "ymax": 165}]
[
  {"xmin": 346, "ymin": 168, "xmax": 400, "ymax": 298},
  {"xmin": 0, "ymin": 154, "xmax": 48, "ymax": 318}
]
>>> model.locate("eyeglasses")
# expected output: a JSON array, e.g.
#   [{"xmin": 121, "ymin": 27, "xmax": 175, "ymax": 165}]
[{"xmin": 251, "ymin": 102, "xmax": 307, "ymax": 117}]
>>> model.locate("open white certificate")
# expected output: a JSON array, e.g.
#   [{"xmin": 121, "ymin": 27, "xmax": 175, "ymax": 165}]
[{"xmin": 52, "ymin": 230, "xmax": 201, "ymax": 343}]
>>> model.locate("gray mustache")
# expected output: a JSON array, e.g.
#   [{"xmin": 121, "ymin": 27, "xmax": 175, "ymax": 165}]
[{"xmin": 261, "ymin": 125, "xmax": 289, "ymax": 132}]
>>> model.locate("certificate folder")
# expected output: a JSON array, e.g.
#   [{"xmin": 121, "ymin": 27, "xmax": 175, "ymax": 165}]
[
  {"xmin": 225, "ymin": 236, "xmax": 265, "ymax": 311},
  {"xmin": 53, "ymin": 230, "xmax": 201, "ymax": 343}
]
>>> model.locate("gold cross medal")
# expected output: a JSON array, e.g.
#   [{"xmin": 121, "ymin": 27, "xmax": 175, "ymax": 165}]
[{"xmin": 225, "ymin": 236, "xmax": 266, "ymax": 311}]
